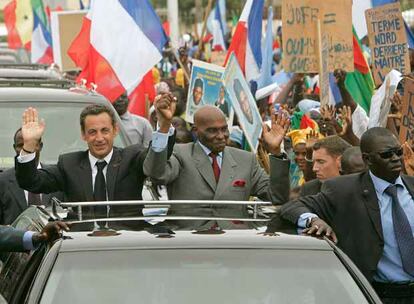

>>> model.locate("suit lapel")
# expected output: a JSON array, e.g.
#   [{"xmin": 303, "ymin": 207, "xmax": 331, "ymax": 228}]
[
  {"xmin": 215, "ymin": 148, "xmax": 237, "ymax": 198},
  {"xmin": 106, "ymin": 148, "xmax": 122, "ymax": 200},
  {"xmin": 360, "ymin": 172, "xmax": 384, "ymax": 241},
  {"xmin": 401, "ymin": 175, "xmax": 414, "ymax": 199},
  {"xmin": 193, "ymin": 143, "xmax": 217, "ymax": 191},
  {"xmin": 79, "ymin": 153, "xmax": 94, "ymax": 201}
]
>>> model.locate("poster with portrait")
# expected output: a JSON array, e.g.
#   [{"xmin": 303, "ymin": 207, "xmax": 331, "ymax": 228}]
[
  {"xmin": 185, "ymin": 60, "xmax": 234, "ymax": 124},
  {"xmin": 223, "ymin": 53, "xmax": 263, "ymax": 153}
]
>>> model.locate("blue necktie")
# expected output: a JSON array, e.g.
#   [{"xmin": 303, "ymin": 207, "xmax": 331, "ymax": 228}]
[{"xmin": 384, "ymin": 184, "xmax": 414, "ymax": 276}]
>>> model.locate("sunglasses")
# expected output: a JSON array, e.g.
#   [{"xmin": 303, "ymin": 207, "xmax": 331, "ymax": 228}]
[{"xmin": 374, "ymin": 147, "xmax": 403, "ymax": 159}]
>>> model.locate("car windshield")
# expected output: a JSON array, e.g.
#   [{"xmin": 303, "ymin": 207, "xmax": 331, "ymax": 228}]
[
  {"xmin": 41, "ymin": 249, "xmax": 368, "ymax": 304},
  {"xmin": 0, "ymin": 102, "xmax": 125, "ymax": 169}
]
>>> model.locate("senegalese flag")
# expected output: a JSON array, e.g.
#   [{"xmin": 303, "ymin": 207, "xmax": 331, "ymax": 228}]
[
  {"xmin": 344, "ymin": 27, "xmax": 375, "ymax": 114},
  {"xmin": 4, "ymin": 0, "xmax": 33, "ymax": 50}
]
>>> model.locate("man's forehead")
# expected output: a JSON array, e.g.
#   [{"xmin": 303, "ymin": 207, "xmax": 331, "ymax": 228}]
[{"xmin": 369, "ymin": 135, "xmax": 400, "ymax": 151}]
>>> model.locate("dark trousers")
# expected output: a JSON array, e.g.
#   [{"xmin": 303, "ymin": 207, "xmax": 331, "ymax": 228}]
[
  {"xmin": 373, "ymin": 281, "xmax": 414, "ymax": 304},
  {"xmin": 381, "ymin": 297, "xmax": 414, "ymax": 304}
]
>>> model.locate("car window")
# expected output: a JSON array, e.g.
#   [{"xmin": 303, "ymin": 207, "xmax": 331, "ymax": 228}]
[
  {"xmin": 40, "ymin": 249, "xmax": 369, "ymax": 304},
  {"xmin": 0, "ymin": 102, "xmax": 126, "ymax": 170}
]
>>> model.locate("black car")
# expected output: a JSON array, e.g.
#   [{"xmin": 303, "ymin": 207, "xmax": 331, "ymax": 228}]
[{"xmin": 0, "ymin": 201, "xmax": 382, "ymax": 304}]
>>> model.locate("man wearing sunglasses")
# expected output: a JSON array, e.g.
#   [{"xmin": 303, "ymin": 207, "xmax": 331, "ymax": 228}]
[{"xmin": 281, "ymin": 127, "xmax": 414, "ymax": 303}]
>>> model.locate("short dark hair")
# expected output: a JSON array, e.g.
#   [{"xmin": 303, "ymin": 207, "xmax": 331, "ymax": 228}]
[
  {"xmin": 80, "ymin": 104, "xmax": 116, "ymax": 133},
  {"xmin": 313, "ymin": 135, "xmax": 351, "ymax": 157},
  {"xmin": 13, "ymin": 127, "xmax": 22, "ymax": 145},
  {"xmin": 360, "ymin": 127, "xmax": 396, "ymax": 154},
  {"xmin": 194, "ymin": 78, "xmax": 203, "ymax": 89}
]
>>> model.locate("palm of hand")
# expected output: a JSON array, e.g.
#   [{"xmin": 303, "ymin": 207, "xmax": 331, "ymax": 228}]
[
  {"xmin": 22, "ymin": 121, "xmax": 44, "ymax": 141},
  {"xmin": 263, "ymin": 124, "xmax": 285, "ymax": 149}
]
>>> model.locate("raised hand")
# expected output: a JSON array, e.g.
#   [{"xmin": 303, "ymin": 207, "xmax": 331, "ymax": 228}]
[
  {"xmin": 305, "ymin": 129, "xmax": 320, "ymax": 152},
  {"xmin": 320, "ymin": 104, "xmax": 336, "ymax": 121},
  {"xmin": 403, "ymin": 142, "xmax": 414, "ymax": 176},
  {"xmin": 22, "ymin": 107, "xmax": 45, "ymax": 153},
  {"xmin": 338, "ymin": 105, "xmax": 353, "ymax": 136},
  {"xmin": 334, "ymin": 69, "xmax": 347, "ymax": 88},
  {"xmin": 154, "ymin": 93, "xmax": 176, "ymax": 132},
  {"xmin": 261, "ymin": 110, "xmax": 290, "ymax": 155}
]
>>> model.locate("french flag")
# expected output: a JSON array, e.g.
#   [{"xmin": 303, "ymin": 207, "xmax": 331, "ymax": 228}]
[
  {"xmin": 68, "ymin": 0, "xmax": 168, "ymax": 103},
  {"xmin": 31, "ymin": 13, "xmax": 53, "ymax": 64},
  {"xmin": 211, "ymin": 0, "xmax": 227, "ymax": 51},
  {"xmin": 224, "ymin": 0, "xmax": 264, "ymax": 83}
]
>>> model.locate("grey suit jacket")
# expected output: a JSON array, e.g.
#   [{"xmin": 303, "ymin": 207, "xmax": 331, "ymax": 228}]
[
  {"xmin": 144, "ymin": 142, "xmax": 290, "ymax": 227},
  {"xmin": 0, "ymin": 226, "xmax": 25, "ymax": 252}
]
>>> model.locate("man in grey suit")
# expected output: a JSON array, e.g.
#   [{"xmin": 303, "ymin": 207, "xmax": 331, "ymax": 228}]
[
  {"xmin": 0, "ymin": 221, "xmax": 69, "ymax": 252},
  {"xmin": 144, "ymin": 94, "xmax": 291, "ymax": 229}
]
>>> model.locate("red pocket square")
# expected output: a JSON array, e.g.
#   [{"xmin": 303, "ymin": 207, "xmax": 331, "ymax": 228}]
[{"xmin": 232, "ymin": 179, "xmax": 246, "ymax": 187}]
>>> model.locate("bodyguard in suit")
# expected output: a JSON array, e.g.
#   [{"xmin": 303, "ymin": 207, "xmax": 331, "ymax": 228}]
[
  {"xmin": 144, "ymin": 95, "xmax": 291, "ymax": 228},
  {"xmin": 15, "ymin": 104, "xmax": 159, "ymax": 220},
  {"xmin": 0, "ymin": 221, "xmax": 69, "ymax": 252},
  {"xmin": 0, "ymin": 129, "xmax": 62, "ymax": 225},
  {"xmin": 281, "ymin": 127, "xmax": 414, "ymax": 303}
]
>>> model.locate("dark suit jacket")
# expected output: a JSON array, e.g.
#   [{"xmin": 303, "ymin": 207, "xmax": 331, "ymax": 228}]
[
  {"xmin": 0, "ymin": 226, "xmax": 25, "ymax": 252},
  {"xmin": 299, "ymin": 179, "xmax": 322, "ymax": 197},
  {"xmin": 0, "ymin": 167, "xmax": 63, "ymax": 225},
  {"xmin": 280, "ymin": 171, "xmax": 414, "ymax": 282},
  {"xmin": 15, "ymin": 144, "xmax": 148, "ymax": 218}
]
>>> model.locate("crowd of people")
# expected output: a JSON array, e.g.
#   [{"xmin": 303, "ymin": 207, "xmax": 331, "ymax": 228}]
[{"xmin": 0, "ymin": 24, "xmax": 414, "ymax": 303}]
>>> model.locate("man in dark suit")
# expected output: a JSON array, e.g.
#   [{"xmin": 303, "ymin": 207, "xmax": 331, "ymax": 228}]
[
  {"xmin": 281, "ymin": 127, "xmax": 414, "ymax": 303},
  {"xmin": 144, "ymin": 95, "xmax": 291, "ymax": 229},
  {"xmin": 0, "ymin": 129, "xmax": 62, "ymax": 225},
  {"xmin": 0, "ymin": 221, "xmax": 69, "ymax": 252},
  {"xmin": 299, "ymin": 135, "xmax": 350, "ymax": 197},
  {"xmin": 15, "ymin": 104, "xmax": 168, "ymax": 221}
]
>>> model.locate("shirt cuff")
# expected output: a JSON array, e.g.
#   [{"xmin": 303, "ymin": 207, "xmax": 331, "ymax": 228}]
[
  {"xmin": 151, "ymin": 126, "xmax": 175, "ymax": 153},
  {"xmin": 298, "ymin": 213, "xmax": 318, "ymax": 228},
  {"xmin": 17, "ymin": 151, "xmax": 36, "ymax": 163},
  {"xmin": 23, "ymin": 231, "xmax": 36, "ymax": 251}
]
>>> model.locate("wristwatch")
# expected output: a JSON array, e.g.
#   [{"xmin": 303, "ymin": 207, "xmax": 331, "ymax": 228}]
[{"xmin": 306, "ymin": 216, "xmax": 319, "ymax": 228}]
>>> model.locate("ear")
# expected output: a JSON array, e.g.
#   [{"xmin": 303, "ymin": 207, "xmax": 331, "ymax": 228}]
[
  {"xmin": 361, "ymin": 152, "xmax": 370, "ymax": 165},
  {"xmin": 81, "ymin": 131, "xmax": 86, "ymax": 141},
  {"xmin": 114, "ymin": 123, "xmax": 120, "ymax": 136},
  {"xmin": 336, "ymin": 155, "xmax": 342, "ymax": 171}
]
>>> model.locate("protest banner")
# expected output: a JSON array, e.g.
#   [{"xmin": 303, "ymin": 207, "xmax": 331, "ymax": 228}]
[
  {"xmin": 399, "ymin": 78, "xmax": 414, "ymax": 145},
  {"xmin": 368, "ymin": 69, "xmax": 402, "ymax": 128},
  {"xmin": 51, "ymin": 10, "xmax": 86, "ymax": 71},
  {"xmin": 223, "ymin": 53, "xmax": 262, "ymax": 153},
  {"xmin": 282, "ymin": 0, "xmax": 353, "ymax": 73},
  {"xmin": 365, "ymin": 2, "xmax": 411, "ymax": 87},
  {"xmin": 186, "ymin": 60, "xmax": 233, "ymax": 124}
]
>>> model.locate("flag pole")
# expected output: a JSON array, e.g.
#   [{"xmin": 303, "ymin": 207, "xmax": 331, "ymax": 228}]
[{"xmin": 196, "ymin": 0, "xmax": 215, "ymax": 60}]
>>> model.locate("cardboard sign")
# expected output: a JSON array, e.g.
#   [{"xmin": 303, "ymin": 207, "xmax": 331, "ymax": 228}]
[
  {"xmin": 282, "ymin": 0, "xmax": 353, "ymax": 73},
  {"xmin": 51, "ymin": 10, "xmax": 86, "ymax": 71},
  {"xmin": 399, "ymin": 78, "xmax": 414, "ymax": 145},
  {"xmin": 365, "ymin": 2, "xmax": 411, "ymax": 87},
  {"xmin": 186, "ymin": 60, "xmax": 233, "ymax": 125},
  {"xmin": 223, "ymin": 53, "xmax": 262, "ymax": 153}
]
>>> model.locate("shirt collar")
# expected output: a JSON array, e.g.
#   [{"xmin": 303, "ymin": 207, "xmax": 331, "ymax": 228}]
[
  {"xmin": 88, "ymin": 149, "xmax": 114, "ymax": 168},
  {"xmin": 120, "ymin": 111, "xmax": 131, "ymax": 121},
  {"xmin": 197, "ymin": 141, "xmax": 223, "ymax": 158},
  {"xmin": 369, "ymin": 171, "xmax": 404, "ymax": 195}
]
